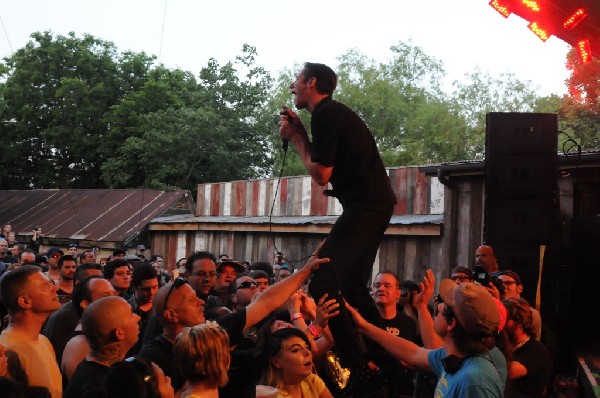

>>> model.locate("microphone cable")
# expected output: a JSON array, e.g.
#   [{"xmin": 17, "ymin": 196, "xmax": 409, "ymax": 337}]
[{"xmin": 268, "ymin": 133, "xmax": 312, "ymax": 266}]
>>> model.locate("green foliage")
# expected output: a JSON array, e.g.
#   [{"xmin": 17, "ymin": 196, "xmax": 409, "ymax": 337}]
[{"xmin": 2, "ymin": 33, "xmax": 595, "ymax": 191}]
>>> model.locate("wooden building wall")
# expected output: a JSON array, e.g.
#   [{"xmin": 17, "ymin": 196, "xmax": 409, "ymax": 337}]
[{"xmin": 150, "ymin": 166, "xmax": 447, "ymax": 284}]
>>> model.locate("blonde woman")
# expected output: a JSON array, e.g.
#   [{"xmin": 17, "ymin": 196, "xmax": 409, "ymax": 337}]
[
  {"xmin": 173, "ymin": 322, "xmax": 230, "ymax": 398},
  {"xmin": 259, "ymin": 327, "xmax": 333, "ymax": 398}
]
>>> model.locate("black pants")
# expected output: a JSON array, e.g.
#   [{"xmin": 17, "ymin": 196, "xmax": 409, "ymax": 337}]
[{"xmin": 309, "ymin": 203, "xmax": 394, "ymax": 368}]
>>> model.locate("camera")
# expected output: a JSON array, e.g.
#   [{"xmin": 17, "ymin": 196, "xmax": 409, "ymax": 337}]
[{"xmin": 474, "ymin": 265, "xmax": 490, "ymax": 286}]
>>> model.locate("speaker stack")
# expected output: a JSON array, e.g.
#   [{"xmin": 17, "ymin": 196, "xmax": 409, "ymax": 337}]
[{"xmin": 484, "ymin": 113, "xmax": 558, "ymax": 302}]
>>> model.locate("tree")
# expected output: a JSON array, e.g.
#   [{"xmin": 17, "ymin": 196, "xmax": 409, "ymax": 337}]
[
  {"xmin": 0, "ymin": 31, "xmax": 154, "ymax": 189},
  {"xmin": 101, "ymin": 44, "xmax": 274, "ymax": 190},
  {"xmin": 558, "ymin": 49, "xmax": 600, "ymax": 149}
]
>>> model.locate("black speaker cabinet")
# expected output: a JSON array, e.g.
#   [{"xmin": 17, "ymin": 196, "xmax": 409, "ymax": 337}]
[{"xmin": 484, "ymin": 113, "xmax": 558, "ymax": 246}]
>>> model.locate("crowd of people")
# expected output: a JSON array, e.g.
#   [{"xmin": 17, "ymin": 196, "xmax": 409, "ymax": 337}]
[
  {"xmin": 0, "ymin": 62, "xmax": 556, "ymax": 397},
  {"xmin": 0, "ymin": 230, "xmax": 555, "ymax": 398}
]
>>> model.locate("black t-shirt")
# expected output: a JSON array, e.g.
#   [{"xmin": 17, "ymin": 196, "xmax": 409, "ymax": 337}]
[
  {"xmin": 310, "ymin": 97, "xmax": 396, "ymax": 207},
  {"xmin": 510, "ymin": 339, "xmax": 553, "ymax": 398},
  {"xmin": 64, "ymin": 360, "xmax": 108, "ymax": 398},
  {"xmin": 372, "ymin": 312, "xmax": 419, "ymax": 397},
  {"xmin": 139, "ymin": 309, "xmax": 247, "ymax": 391}
]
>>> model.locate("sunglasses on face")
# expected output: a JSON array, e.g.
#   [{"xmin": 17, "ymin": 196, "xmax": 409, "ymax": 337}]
[
  {"xmin": 164, "ymin": 277, "xmax": 189, "ymax": 309},
  {"xmin": 236, "ymin": 281, "xmax": 258, "ymax": 291}
]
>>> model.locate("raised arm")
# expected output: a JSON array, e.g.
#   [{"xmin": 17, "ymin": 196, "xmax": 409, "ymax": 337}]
[
  {"xmin": 416, "ymin": 269, "xmax": 443, "ymax": 349},
  {"xmin": 244, "ymin": 241, "xmax": 330, "ymax": 330},
  {"xmin": 345, "ymin": 302, "xmax": 432, "ymax": 371}
]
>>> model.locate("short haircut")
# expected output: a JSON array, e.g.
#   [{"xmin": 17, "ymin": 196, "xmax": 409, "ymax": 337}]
[
  {"xmin": 174, "ymin": 324, "xmax": 230, "ymax": 387},
  {"xmin": 112, "ymin": 248, "xmax": 126, "ymax": 256},
  {"xmin": 75, "ymin": 262, "xmax": 102, "ymax": 283},
  {"xmin": 186, "ymin": 251, "xmax": 217, "ymax": 274},
  {"xmin": 249, "ymin": 270, "xmax": 269, "ymax": 281},
  {"xmin": 0, "ymin": 265, "xmax": 40, "ymax": 313},
  {"xmin": 58, "ymin": 255, "xmax": 77, "ymax": 268},
  {"xmin": 12, "ymin": 243, "xmax": 26, "ymax": 253},
  {"xmin": 19, "ymin": 249, "xmax": 36, "ymax": 261},
  {"xmin": 72, "ymin": 275, "xmax": 104, "ymax": 318},
  {"xmin": 248, "ymin": 261, "xmax": 273, "ymax": 277},
  {"xmin": 302, "ymin": 62, "xmax": 337, "ymax": 95},
  {"xmin": 228, "ymin": 273, "xmax": 251, "ymax": 295},
  {"xmin": 103, "ymin": 259, "xmax": 129, "ymax": 279},
  {"xmin": 132, "ymin": 263, "xmax": 158, "ymax": 286},
  {"xmin": 79, "ymin": 250, "xmax": 94, "ymax": 262},
  {"xmin": 374, "ymin": 270, "xmax": 400, "ymax": 288},
  {"xmin": 149, "ymin": 255, "xmax": 163, "ymax": 262}
]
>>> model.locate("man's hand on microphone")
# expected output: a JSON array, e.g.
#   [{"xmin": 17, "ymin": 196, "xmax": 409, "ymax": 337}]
[{"xmin": 279, "ymin": 106, "xmax": 306, "ymax": 145}]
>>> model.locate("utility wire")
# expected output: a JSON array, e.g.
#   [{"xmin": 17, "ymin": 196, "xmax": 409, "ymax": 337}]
[
  {"xmin": 158, "ymin": 0, "xmax": 168, "ymax": 61},
  {"xmin": 0, "ymin": 14, "xmax": 14, "ymax": 55}
]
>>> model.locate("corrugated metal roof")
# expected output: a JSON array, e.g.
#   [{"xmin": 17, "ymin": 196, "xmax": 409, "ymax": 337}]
[
  {"xmin": 150, "ymin": 213, "xmax": 443, "ymax": 226},
  {"xmin": 0, "ymin": 189, "xmax": 192, "ymax": 243}
]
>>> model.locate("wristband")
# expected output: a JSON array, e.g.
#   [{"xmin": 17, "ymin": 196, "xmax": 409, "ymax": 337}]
[
  {"xmin": 307, "ymin": 324, "xmax": 320, "ymax": 339},
  {"xmin": 290, "ymin": 312, "xmax": 303, "ymax": 321}
]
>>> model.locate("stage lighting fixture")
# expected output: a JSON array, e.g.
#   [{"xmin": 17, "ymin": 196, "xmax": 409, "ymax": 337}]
[
  {"xmin": 489, "ymin": 0, "xmax": 511, "ymax": 18},
  {"xmin": 528, "ymin": 21, "xmax": 551, "ymax": 41},
  {"xmin": 563, "ymin": 8, "xmax": 588, "ymax": 30},
  {"xmin": 577, "ymin": 40, "xmax": 592, "ymax": 63}
]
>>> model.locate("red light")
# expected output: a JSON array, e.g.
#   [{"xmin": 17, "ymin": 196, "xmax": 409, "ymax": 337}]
[
  {"xmin": 563, "ymin": 8, "xmax": 587, "ymax": 30},
  {"xmin": 528, "ymin": 22, "xmax": 550, "ymax": 41},
  {"xmin": 577, "ymin": 40, "xmax": 592, "ymax": 63},
  {"xmin": 489, "ymin": 0, "xmax": 511, "ymax": 18},
  {"xmin": 522, "ymin": 0, "xmax": 540, "ymax": 12}
]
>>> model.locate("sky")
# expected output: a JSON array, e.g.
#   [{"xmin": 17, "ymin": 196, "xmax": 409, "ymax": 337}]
[{"xmin": 0, "ymin": 0, "xmax": 573, "ymax": 97}]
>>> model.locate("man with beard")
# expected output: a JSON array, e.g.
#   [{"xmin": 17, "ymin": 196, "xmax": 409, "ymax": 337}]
[
  {"xmin": 45, "ymin": 247, "xmax": 64, "ymax": 283},
  {"xmin": 56, "ymin": 255, "xmax": 77, "ymax": 305},
  {"xmin": 502, "ymin": 297, "xmax": 553, "ymax": 398}
]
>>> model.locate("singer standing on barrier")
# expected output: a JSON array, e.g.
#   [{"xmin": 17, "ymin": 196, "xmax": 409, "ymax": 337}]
[{"xmin": 279, "ymin": 62, "xmax": 396, "ymax": 388}]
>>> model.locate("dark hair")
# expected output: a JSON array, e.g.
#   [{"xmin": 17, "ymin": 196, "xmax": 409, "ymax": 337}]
[
  {"xmin": 58, "ymin": 255, "xmax": 77, "ymax": 268},
  {"xmin": 112, "ymin": 248, "xmax": 126, "ymax": 256},
  {"xmin": 103, "ymin": 259, "xmax": 129, "ymax": 279},
  {"xmin": 0, "ymin": 376, "xmax": 27, "ymax": 398},
  {"xmin": 79, "ymin": 250, "xmax": 95, "ymax": 263},
  {"xmin": 228, "ymin": 273, "xmax": 251, "ymax": 295},
  {"xmin": 75, "ymin": 263, "xmax": 102, "ymax": 283},
  {"xmin": 18, "ymin": 249, "xmax": 35, "ymax": 261},
  {"xmin": 260, "ymin": 327, "xmax": 311, "ymax": 388},
  {"xmin": 302, "ymin": 62, "xmax": 337, "ymax": 95},
  {"xmin": 72, "ymin": 276, "xmax": 104, "ymax": 318},
  {"xmin": 0, "ymin": 265, "xmax": 40, "ymax": 313},
  {"xmin": 186, "ymin": 251, "xmax": 217, "ymax": 274},
  {"xmin": 149, "ymin": 255, "xmax": 163, "ymax": 262},
  {"xmin": 249, "ymin": 270, "xmax": 269, "ymax": 280},
  {"xmin": 132, "ymin": 263, "xmax": 158, "ymax": 285},
  {"xmin": 101, "ymin": 357, "xmax": 161, "ymax": 398},
  {"xmin": 248, "ymin": 261, "xmax": 273, "ymax": 277}
]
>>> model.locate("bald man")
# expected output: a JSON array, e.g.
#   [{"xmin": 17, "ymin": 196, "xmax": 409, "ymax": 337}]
[
  {"xmin": 476, "ymin": 245, "xmax": 501, "ymax": 276},
  {"xmin": 61, "ymin": 277, "xmax": 117, "ymax": 380},
  {"xmin": 63, "ymin": 296, "xmax": 140, "ymax": 398}
]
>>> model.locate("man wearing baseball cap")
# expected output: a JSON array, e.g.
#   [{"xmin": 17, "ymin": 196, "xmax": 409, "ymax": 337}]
[{"xmin": 347, "ymin": 273, "xmax": 504, "ymax": 397}]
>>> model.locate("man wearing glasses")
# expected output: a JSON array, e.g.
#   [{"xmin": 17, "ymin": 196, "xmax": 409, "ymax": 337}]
[
  {"xmin": 229, "ymin": 275, "xmax": 258, "ymax": 312},
  {"xmin": 45, "ymin": 247, "xmax": 64, "ymax": 283},
  {"xmin": 498, "ymin": 270, "xmax": 542, "ymax": 340}
]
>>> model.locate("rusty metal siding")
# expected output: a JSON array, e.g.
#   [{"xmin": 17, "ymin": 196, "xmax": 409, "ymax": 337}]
[
  {"xmin": 0, "ymin": 189, "xmax": 191, "ymax": 247},
  {"xmin": 195, "ymin": 166, "xmax": 431, "ymax": 219}
]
